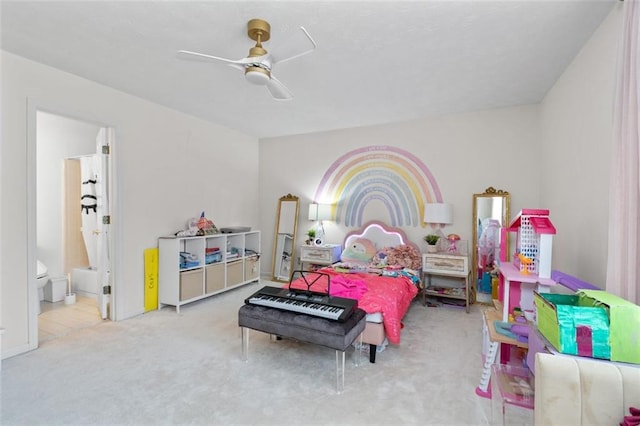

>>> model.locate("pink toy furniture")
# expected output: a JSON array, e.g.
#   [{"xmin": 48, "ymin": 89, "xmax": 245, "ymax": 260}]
[
  {"xmin": 498, "ymin": 263, "xmax": 555, "ymax": 322},
  {"xmin": 492, "ymin": 363, "xmax": 535, "ymax": 425}
]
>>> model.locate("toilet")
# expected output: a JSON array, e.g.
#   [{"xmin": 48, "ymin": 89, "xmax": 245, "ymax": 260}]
[{"xmin": 36, "ymin": 260, "xmax": 50, "ymax": 313}]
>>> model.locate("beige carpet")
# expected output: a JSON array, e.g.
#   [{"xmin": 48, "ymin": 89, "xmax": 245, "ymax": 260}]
[{"xmin": 1, "ymin": 280, "xmax": 533, "ymax": 425}]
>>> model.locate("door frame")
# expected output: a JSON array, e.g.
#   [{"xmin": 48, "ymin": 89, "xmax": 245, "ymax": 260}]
[{"xmin": 26, "ymin": 99, "xmax": 119, "ymax": 348}]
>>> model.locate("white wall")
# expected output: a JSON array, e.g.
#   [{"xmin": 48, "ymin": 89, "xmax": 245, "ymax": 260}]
[
  {"xmin": 539, "ymin": 4, "xmax": 622, "ymax": 288},
  {"xmin": 258, "ymin": 4, "xmax": 622, "ymax": 291},
  {"xmin": 1, "ymin": 51, "xmax": 259, "ymax": 358},
  {"xmin": 37, "ymin": 111, "xmax": 101, "ymax": 279},
  {"xmin": 259, "ymin": 106, "xmax": 541, "ymax": 275}
]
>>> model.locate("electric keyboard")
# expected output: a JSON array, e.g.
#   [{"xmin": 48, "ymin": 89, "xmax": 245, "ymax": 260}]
[{"xmin": 245, "ymin": 286, "xmax": 357, "ymax": 322}]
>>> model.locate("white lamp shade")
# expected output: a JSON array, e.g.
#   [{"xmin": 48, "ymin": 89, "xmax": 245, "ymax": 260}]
[
  {"xmin": 424, "ymin": 203, "xmax": 453, "ymax": 224},
  {"xmin": 308, "ymin": 203, "xmax": 318, "ymax": 221},
  {"xmin": 317, "ymin": 204, "xmax": 332, "ymax": 221},
  {"xmin": 308, "ymin": 203, "xmax": 332, "ymax": 221}
]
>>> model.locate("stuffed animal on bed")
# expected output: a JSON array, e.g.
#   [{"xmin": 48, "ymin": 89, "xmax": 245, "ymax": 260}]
[{"xmin": 341, "ymin": 238, "xmax": 377, "ymax": 264}]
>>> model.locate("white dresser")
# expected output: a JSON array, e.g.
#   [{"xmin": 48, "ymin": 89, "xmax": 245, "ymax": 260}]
[{"xmin": 299, "ymin": 244, "xmax": 342, "ymax": 269}]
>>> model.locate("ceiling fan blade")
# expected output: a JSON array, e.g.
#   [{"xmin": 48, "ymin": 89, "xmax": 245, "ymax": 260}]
[
  {"xmin": 266, "ymin": 75, "xmax": 293, "ymax": 100},
  {"xmin": 177, "ymin": 50, "xmax": 252, "ymax": 67},
  {"xmin": 270, "ymin": 27, "xmax": 317, "ymax": 66}
]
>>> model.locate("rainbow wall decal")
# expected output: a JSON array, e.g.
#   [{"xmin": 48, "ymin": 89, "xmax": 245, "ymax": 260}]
[{"xmin": 313, "ymin": 145, "xmax": 443, "ymax": 227}]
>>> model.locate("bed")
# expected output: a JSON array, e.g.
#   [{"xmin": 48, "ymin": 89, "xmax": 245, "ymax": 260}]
[{"xmin": 287, "ymin": 220, "xmax": 421, "ymax": 362}]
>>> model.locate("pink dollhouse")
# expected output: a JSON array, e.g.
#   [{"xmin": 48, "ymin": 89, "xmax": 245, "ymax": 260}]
[
  {"xmin": 478, "ymin": 209, "xmax": 558, "ymax": 401},
  {"xmin": 507, "ymin": 209, "xmax": 556, "ymax": 279},
  {"xmin": 498, "ymin": 209, "xmax": 557, "ymax": 322}
]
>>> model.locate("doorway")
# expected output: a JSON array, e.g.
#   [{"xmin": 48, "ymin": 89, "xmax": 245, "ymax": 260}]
[{"xmin": 28, "ymin": 108, "xmax": 116, "ymax": 347}]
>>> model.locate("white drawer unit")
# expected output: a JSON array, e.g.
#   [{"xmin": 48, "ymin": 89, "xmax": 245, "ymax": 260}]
[
  {"xmin": 423, "ymin": 253, "xmax": 469, "ymax": 275},
  {"xmin": 300, "ymin": 244, "xmax": 342, "ymax": 267}
]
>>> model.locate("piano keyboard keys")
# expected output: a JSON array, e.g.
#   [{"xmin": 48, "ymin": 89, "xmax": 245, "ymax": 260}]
[
  {"xmin": 245, "ymin": 286, "xmax": 357, "ymax": 322},
  {"xmin": 248, "ymin": 294, "xmax": 345, "ymax": 320}
]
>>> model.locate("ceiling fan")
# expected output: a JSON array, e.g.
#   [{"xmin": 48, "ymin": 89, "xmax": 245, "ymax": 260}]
[{"xmin": 177, "ymin": 18, "xmax": 317, "ymax": 101}]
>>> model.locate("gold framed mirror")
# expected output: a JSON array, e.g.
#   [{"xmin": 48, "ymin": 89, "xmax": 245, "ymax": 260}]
[
  {"xmin": 472, "ymin": 187, "xmax": 510, "ymax": 302},
  {"xmin": 272, "ymin": 194, "xmax": 299, "ymax": 282}
]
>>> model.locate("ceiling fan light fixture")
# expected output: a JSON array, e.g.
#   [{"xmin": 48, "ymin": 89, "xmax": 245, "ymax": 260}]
[
  {"xmin": 177, "ymin": 18, "xmax": 316, "ymax": 99},
  {"xmin": 245, "ymin": 66, "xmax": 270, "ymax": 85},
  {"xmin": 249, "ymin": 46, "xmax": 267, "ymax": 57}
]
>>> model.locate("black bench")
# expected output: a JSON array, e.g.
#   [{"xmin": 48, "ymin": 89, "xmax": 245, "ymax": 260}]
[{"xmin": 238, "ymin": 304, "xmax": 366, "ymax": 393}]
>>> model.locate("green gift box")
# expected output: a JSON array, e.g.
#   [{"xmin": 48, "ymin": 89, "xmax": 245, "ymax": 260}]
[
  {"xmin": 534, "ymin": 290, "xmax": 640, "ymax": 364},
  {"xmin": 579, "ymin": 290, "xmax": 640, "ymax": 364}
]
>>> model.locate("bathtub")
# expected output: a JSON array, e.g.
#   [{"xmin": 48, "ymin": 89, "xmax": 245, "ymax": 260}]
[{"xmin": 71, "ymin": 267, "xmax": 98, "ymax": 296}]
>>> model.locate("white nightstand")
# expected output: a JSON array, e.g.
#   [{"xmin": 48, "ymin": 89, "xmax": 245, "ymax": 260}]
[
  {"xmin": 422, "ymin": 252, "xmax": 472, "ymax": 313},
  {"xmin": 299, "ymin": 244, "xmax": 342, "ymax": 270}
]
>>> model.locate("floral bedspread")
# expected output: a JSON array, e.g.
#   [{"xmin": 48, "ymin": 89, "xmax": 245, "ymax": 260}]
[{"xmin": 288, "ymin": 268, "xmax": 418, "ymax": 345}]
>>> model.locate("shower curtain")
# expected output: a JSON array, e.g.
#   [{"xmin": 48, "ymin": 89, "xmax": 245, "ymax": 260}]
[{"xmin": 80, "ymin": 155, "xmax": 98, "ymax": 269}]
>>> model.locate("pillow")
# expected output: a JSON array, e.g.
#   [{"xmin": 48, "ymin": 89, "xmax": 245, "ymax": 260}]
[
  {"xmin": 341, "ymin": 238, "xmax": 377, "ymax": 264},
  {"xmin": 371, "ymin": 250, "xmax": 389, "ymax": 267},
  {"xmin": 384, "ymin": 244, "xmax": 422, "ymax": 270}
]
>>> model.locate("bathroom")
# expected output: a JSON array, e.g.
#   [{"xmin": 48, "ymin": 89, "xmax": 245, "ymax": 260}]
[{"xmin": 36, "ymin": 111, "xmax": 108, "ymax": 341}]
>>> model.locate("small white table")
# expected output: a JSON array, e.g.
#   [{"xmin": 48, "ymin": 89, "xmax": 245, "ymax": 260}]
[{"xmin": 299, "ymin": 244, "xmax": 342, "ymax": 270}]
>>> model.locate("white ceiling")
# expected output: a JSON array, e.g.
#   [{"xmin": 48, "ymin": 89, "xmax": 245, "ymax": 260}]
[{"xmin": 1, "ymin": 1, "xmax": 617, "ymax": 139}]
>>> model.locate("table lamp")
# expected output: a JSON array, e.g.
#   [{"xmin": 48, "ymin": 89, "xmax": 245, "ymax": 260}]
[
  {"xmin": 424, "ymin": 203, "xmax": 453, "ymax": 249},
  {"xmin": 308, "ymin": 203, "xmax": 332, "ymax": 245}
]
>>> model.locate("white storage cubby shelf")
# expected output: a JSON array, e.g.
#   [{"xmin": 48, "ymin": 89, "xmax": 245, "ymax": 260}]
[{"xmin": 159, "ymin": 231, "xmax": 260, "ymax": 313}]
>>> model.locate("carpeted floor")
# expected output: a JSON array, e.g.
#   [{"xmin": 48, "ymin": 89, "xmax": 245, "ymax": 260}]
[{"xmin": 1, "ymin": 279, "xmax": 532, "ymax": 425}]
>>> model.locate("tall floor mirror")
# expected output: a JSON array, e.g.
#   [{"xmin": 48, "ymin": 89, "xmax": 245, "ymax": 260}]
[
  {"xmin": 472, "ymin": 187, "xmax": 510, "ymax": 303},
  {"xmin": 272, "ymin": 194, "xmax": 299, "ymax": 282}
]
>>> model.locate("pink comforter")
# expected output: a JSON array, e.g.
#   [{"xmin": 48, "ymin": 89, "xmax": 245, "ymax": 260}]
[{"xmin": 288, "ymin": 269, "xmax": 418, "ymax": 345}]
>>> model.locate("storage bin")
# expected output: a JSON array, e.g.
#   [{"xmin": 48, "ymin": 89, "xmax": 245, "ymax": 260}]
[
  {"xmin": 226, "ymin": 260, "xmax": 244, "ymax": 287},
  {"xmin": 180, "ymin": 269, "xmax": 203, "ymax": 301},
  {"xmin": 534, "ymin": 292, "xmax": 610, "ymax": 360},
  {"xmin": 244, "ymin": 256, "xmax": 259, "ymax": 281},
  {"xmin": 535, "ymin": 290, "xmax": 640, "ymax": 363},
  {"xmin": 579, "ymin": 290, "xmax": 640, "ymax": 364},
  {"xmin": 205, "ymin": 263, "xmax": 225, "ymax": 294}
]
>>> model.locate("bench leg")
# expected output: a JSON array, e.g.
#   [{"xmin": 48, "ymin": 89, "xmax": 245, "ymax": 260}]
[
  {"xmin": 241, "ymin": 327, "xmax": 249, "ymax": 362},
  {"xmin": 354, "ymin": 333, "xmax": 362, "ymax": 367},
  {"xmin": 336, "ymin": 350, "xmax": 345, "ymax": 394},
  {"xmin": 369, "ymin": 345, "xmax": 377, "ymax": 363}
]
